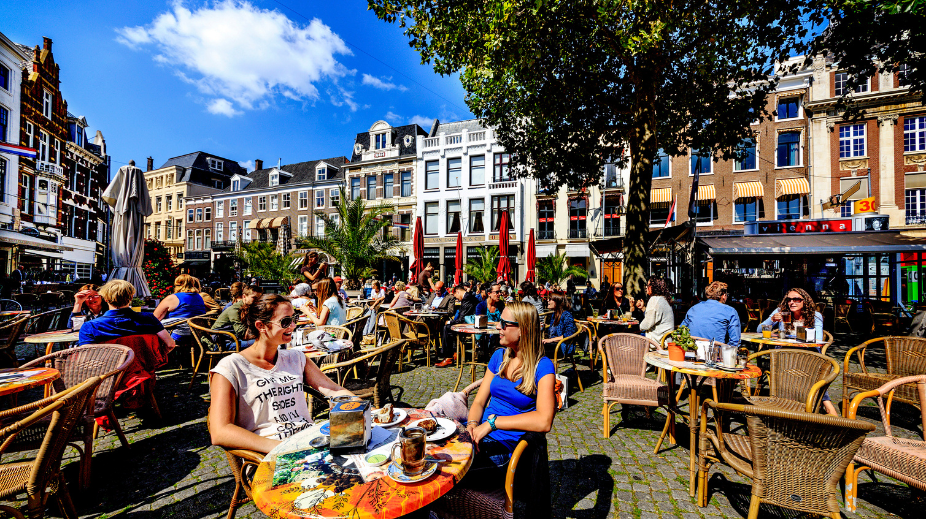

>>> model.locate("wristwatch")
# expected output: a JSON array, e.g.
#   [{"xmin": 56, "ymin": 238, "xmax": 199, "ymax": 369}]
[{"xmin": 487, "ymin": 414, "xmax": 498, "ymax": 431}]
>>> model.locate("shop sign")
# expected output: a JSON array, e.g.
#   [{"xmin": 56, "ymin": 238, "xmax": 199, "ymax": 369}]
[
  {"xmin": 756, "ymin": 219, "xmax": 853, "ymax": 234},
  {"xmin": 854, "ymin": 197, "xmax": 877, "ymax": 214}
]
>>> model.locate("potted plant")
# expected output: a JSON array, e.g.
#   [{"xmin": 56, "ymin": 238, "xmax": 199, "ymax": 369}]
[
  {"xmin": 131, "ymin": 297, "xmax": 145, "ymax": 313},
  {"xmin": 668, "ymin": 325, "xmax": 695, "ymax": 361}
]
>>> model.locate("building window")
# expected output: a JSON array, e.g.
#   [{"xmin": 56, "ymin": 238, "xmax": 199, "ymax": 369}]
[
  {"xmin": 425, "ymin": 160, "xmax": 440, "ymax": 190},
  {"xmin": 650, "ymin": 203, "xmax": 673, "ymax": 226},
  {"xmin": 315, "ymin": 190, "xmax": 325, "ymax": 208},
  {"xmin": 229, "ymin": 199, "xmax": 237, "ymax": 216},
  {"xmin": 835, "ymin": 72, "xmax": 869, "ymax": 96},
  {"xmin": 282, "ymin": 192, "xmax": 291, "ymax": 209},
  {"xmin": 602, "ymin": 196, "xmax": 621, "ymax": 236},
  {"xmin": 166, "ymin": 195, "xmax": 173, "ymax": 211},
  {"xmin": 447, "ymin": 158, "xmax": 461, "ymax": 188},
  {"xmin": 43, "ymin": 90, "xmax": 53, "ymax": 120},
  {"xmin": 777, "ymin": 195, "xmax": 807, "ymax": 220},
  {"xmin": 384, "ymin": 173, "xmax": 394, "ymax": 198},
  {"xmin": 470, "ymin": 155, "xmax": 485, "ymax": 185},
  {"xmin": 777, "ymin": 97, "xmax": 800, "ymax": 119},
  {"xmin": 538, "ymin": 200, "xmax": 555, "ymax": 239},
  {"xmin": 690, "ymin": 149, "xmax": 712, "ymax": 175},
  {"xmin": 401, "ymin": 171, "xmax": 412, "ymax": 197},
  {"xmin": 166, "ymin": 219, "xmax": 172, "ymax": 239},
  {"xmin": 177, "ymin": 194, "xmax": 183, "ymax": 208},
  {"xmin": 447, "ymin": 200, "xmax": 462, "ymax": 233},
  {"xmin": 243, "ymin": 221, "xmax": 251, "ymax": 241},
  {"xmin": 330, "ymin": 188, "xmax": 339, "ymax": 206},
  {"xmin": 232, "ymin": 179, "xmax": 240, "ymax": 191},
  {"xmin": 366, "ymin": 176, "xmax": 377, "ymax": 199},
  {"xmin": 229, "ymin": 221, "xmax": 237, "ymax": 241},
  {"xmin": 216, "ymin": 222, "xmax": 223, "ymax": 242},
  {"xmin": 904, "ymin": 116, "xmax": 926, "ymax": 152},
  {"xmin": 38, "ymin": 131, "xmax": 49, "ymax": 162},
  {"xmin": 734, "ymin": 197, "xmax": 763, "ymax": 223},
  {"xmin": 156, "ymin": 197, "xmax": 162, "ymax": 212},
  {"xmin": 399, "ymin": 214, "xmax": 411, "ymax": 241},
  {"xmin": 195, "ymin": 229, "xmax": 203, "ymax": 250},
  {"xmin": 425, "ymin": 202, "xmax": 439, "ymax": 234},
  {"xmin": 839, "ymin": 124, "xmax": 866, "ymax": 158},
  {"xmin": 492, "ymin": 194, "xmax": 516, "ymax": 232},
  {"xmin": 154, "ymin": 222, "xmax": 161, "ymax": 240},
  {"xmin": 297, "ymin": 215, "xmax": 308, "ymax": 236},
  {"xmin": 317, "ymin": 167, "xmax": 327, "ymax": 181},
  {"xmin": 692, "ymin": 201, "xmax": 717, "ymax": 225},
  {"xmin": 207, "ymin": 158, "xmax": 223, "ymax": 170},
  {"xmin": 653, "ymin": 149, "xmax": 670, "ymax": 178},
  {"xmin": 735, "ymin": 139, "xmax": 757, "ymax": 171},
  {"xmin": 604, "ymin": 164, "xmax": 620, "ymax": 188},
  {"xmin": 187, "ymin": 230, "xmax": 194, "ymax": 250},
  {"xmin": 315, "ymin": 215, "xmax": 325, "ymax": 237},
  {"xmin": 196, "ymin": 208, "xmax": 204, "ymax": 221},
  {"xmin": 898, "ymin": 64, "xmax": 911, "ymax": 85},
  {"xmin": 244, "ymin": 197, "xmax": 252, "ymax": 215},
  {"xmin": 0, "ymin": 64, "xmax": 9, "ymax": 91},
  {"xmin": 24, "ymin": 121, "xmax": 33, "ymax": 148},
  {"xmin": 568, "ymin": 198, "xmax": 587, "ymax": 238},
  {"xmin": 375, "ymin": 133, "xmax": 387, "ymax": 149},
  {"xmin": 269, "ymin": 194, "xmax": 277, "ymax": 211},
  {"xmin": 777, "ymin": 132, "xmax": 801, "ymax": 167},
  {"xmin": 906, "ymin": 189, "xmax": 926, "ymax": 225},
  {"xmin": 258, "ymin": 196, "xmax": 266, "ymax": 212},
  {"xmin": 269, "ymin": 173, "xmax": 279, "ymax": 187},
  {"xmin": 493, "ymin": 153, "xmax": 511, "ymax": 182},
  {"xmin": 469, "ymin": 199, "xmax": 485, "ymax": 233},
  {"xmin": 204, "ymin": 229, "xmax": 211, "ymax": 249},
  {"xmin": 299, "ymin": 191, "xmax": 308, "ymax": 209},
  {"xmin": 0, "ymin": 106, "xmax": 8, "ymax": 142},
  {"xmin": 216, "ymin": 201, "xmax": 224, "ymax": 218},
  {"xmin": 187, "ymin": 208, "xmax": 195, "ymax": 223},
  {"xmin": 351, "ymin": 178, "xmax": 361, "ymax": 200},
  {"xmin": 213, "ymin": 179, "xmax": 223, "ymax": 189}
]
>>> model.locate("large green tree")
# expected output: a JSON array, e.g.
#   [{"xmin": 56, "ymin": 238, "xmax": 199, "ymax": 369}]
[
  {"xmin": 297, "ymin": 187, "xmax": 404, "ymax": 288},
  {"xmin": 239, "ymin": 241, "xmax": 300, "ymax": 286},
  {"xmin": 369, "ymin": 0, "xmax": 821, "ymax": 296}
]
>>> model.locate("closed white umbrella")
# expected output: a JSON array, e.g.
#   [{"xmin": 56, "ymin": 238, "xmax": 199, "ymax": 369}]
[{"xmin": 102, "ymin": 162, "xmax": 152, "ymax": 297}]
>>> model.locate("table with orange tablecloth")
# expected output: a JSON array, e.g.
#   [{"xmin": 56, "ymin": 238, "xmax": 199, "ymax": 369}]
[
  {"xmin": 0, "ymin": 367, "xmax": 60, "ymax": 397},
  {"xmin": 251, "ymin": 408, "xmax": 474, "ymax": 519}
]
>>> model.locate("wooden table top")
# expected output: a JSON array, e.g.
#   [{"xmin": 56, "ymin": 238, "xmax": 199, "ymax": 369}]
[
  {"xmin": 23, "ymin": 329, "xmax": 79, "ymax": 344},
  {"xmin": 0, "ymin": 367, "xmax": 60, "ymax": 397},
  {"xmin": 450, "ymin": 323, "xmax": 501, "ymax": 335},
  {"xmin": 740, "ymin": 332, "xmax": 826, "ymax": 349},
  {"xmin": 644, "ymin": 352, "xmax": 762, "ymax": 380}
]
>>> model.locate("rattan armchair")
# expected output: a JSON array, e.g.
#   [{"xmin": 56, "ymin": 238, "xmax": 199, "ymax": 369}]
[
  {"xmin": 320, "ymin": 339, "xmax": 406, "ymax": 409},
  {"xmin": 345, "ymin": 305, "xmax": 365, "ymax": 321},
  {"xmin": 598, "ymin": 333, "xmax": 669, "ymax": 439},
  {"xmin": 696, "ymin": 400, "xmax": 875, "ymax": 519},
  {"xmin": 0, "ymin": 376, "xmax": 103, "ymax": 519},
  {"xmin": 821, "ymin": 330, "xmax": 834, "ymax": 356},
  {"xmin": 842, "ymin": 336, "xmax": 926, "ymax": 422},
  {"xmin": 551, "ymin": 323, "xmax": 590, "ymax": 393},
  {"xmin": 743, "ymin": 349, "xmax": 839, "ymax": 413},
  {"xmin": 17, "ymin": 344, "xmax": 134, "ymax": 488},
  {"xmin": 383, "ymin": 311, "xmax": 431, "ymax": 370},
  {"xmin": 834, "ymin": 301, "xmax": 854, "ymax": 333},
  {"xmin": 206, "ymin": 405, "xmax": 264, "ymax": 519},
  {"xmin": 189, "ymin": 316, "xmax": 242, "ymax": 389},
  {"xmin": 844, "ymin": 374, "xmax": 926, "ymax": 512},
  {"xmin": 0, "ymin": 314, "xmax": 28, "ymax": 368},
  {"xmin": 0, "ymin": 299, "xmax": 22, "ymax": 311}
]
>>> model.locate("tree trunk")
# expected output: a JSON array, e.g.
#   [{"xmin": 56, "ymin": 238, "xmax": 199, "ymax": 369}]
[{"xmin": 624, "ymin": 70, "xmax": 658, "ymax": 299}]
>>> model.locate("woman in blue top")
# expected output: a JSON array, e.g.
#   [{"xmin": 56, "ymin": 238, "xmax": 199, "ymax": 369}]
[
  {"xmin": 154, "ymin": 274, "xmax": 210, "ymax": 341},
  {"xmin": 465, "ymin": 301, "xmax": 556, "ymax": 482},
  {"xmin": 759, "ymin": 288, "xmax": 837, "ymax": 415},
  {"xmin": 542, "ymin": 292, "xmax": 577, "ymax": 356}
]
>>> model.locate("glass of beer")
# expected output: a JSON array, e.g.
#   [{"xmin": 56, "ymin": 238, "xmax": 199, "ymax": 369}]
[{"xmin": 761, "ymin": 324, "xmax": 772, "ymax": 339}]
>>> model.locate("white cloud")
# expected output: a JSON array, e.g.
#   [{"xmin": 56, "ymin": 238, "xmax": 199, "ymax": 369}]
[
  {"xmin": 409, "ymin": 115, "xmax": 435, "ymax": 129},
  {"xmin": 384, "ymin": 111, "xmax": 403, "ymax": 123},
  {"xmin": 239, "ymin": 160, "xmax": 254, "ymax": 172},
  {"xmin": 362, "ymin": 74, "xmax": 407, "ymax": 92},
  {"xmin": 207, "ymin": 98, "xmax": 242, "ymax": 116},
  {"xmin": 116, "ymin": 0, "xmax": 352, "ymax": 114}
]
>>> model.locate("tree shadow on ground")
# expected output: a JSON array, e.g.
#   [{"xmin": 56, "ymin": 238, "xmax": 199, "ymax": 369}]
[{"xmin": 549, "ymin": 454, "xmax": 614, "ymax": 519}]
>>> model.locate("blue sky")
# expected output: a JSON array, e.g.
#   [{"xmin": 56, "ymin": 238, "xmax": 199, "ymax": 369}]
[{"xmin": 2, "ymin": 0, "xmax": 473, "ymax": 175}]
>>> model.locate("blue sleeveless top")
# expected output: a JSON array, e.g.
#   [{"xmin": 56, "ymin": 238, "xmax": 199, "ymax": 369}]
[{"xmin": 167, "ymin": 292, "xmax": 208, "ymax": 320}]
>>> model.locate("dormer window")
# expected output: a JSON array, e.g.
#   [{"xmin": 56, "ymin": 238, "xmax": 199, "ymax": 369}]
[
  {"xmin": 375, "ymin": 133, "xmax": 387, "ymax": 149},
  {"xmin": 207, "ymin": 158, "xmax": 224, "ymax": 171},
  {"xmin": 270, "ymin": 172, "xmax": 279, "ymax": 187},
  {"xmin": 317, "ymin": 168, "xmax": 327, "ymax": 181},
  {"xmin": 232, "ymin": 180, "xmax": 240, "ymax": 191}
]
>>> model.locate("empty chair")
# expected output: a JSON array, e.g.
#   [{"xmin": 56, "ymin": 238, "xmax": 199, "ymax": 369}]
[
  {"xmin": 188, "ymin": 316, "xmax": 242, "ymax": 389},
  {"xmin": 598, "ymin": 333, "xmax": 669, "ymax": 439},
  {"xmin": 0, "ymin": 315, "xmax": 29, "ymax": 368},
  {"xmin": 743, "ymin": 349, "xmax": 839, "ymax": 413},
  {"xmin": 320, "ymin": 339, "xmax": 406, "ymax": 408},
  {"xmin": 843, "ymin": 336, "xmax": 926, "ymax": 422}
]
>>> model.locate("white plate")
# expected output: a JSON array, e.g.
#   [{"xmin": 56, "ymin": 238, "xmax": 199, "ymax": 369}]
[
  {"xmin": 371, "ymin": 408, "xmax": 407, "ymax": 428},
  {"xmin": 408, "ymin": 417, "xmax": 456, "ymax": 442}
]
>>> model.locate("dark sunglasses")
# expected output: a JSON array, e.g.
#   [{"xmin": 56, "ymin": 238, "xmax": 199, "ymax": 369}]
[
  {"xmin": 499, "ymin": 318, "xmax": 519, "ymax": 330},
  {"xmin": 269, "ymin": 316, "xmax": 297, "ymax": 328},
  {"xmin": 613, "ymin": 286, "xmax": 624, "ymax": 291},
  {"xmin": 785, "ymin": 297, "xmax": 804, "ymax": 303}
]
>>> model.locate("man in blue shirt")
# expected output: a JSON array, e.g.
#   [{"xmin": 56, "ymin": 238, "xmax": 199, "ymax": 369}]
[
  {"xmin": 78, "ymin": 280, "xmax": 176, "ymax": 349},
  {"xmin": 681, "ymin": 281, "xmax": 741, "ymax": 347}
]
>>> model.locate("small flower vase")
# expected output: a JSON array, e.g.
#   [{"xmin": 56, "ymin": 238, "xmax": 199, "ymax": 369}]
[{"xmin": 667, "ymin": 342, "xmax": 685, "ymax": 362}]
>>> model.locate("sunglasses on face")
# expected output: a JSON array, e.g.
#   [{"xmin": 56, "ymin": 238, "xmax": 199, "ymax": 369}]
[
  {"xmin": 499, "ymin": 318, "xmax": 519, "ymax": 330},
  {"xmin": 268, "ymin": 316, "xmax": 297, "ymax": 329},
  {"xmin": 786, "ymin": 297, "xmax": 804, "ymax": 303},
  {"xmin": 614, "ymin": 286, "xmax": 624, "ymax": 291}
]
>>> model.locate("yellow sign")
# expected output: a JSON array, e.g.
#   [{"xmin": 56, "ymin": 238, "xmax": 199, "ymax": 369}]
[{"xmin": 854, "ymin": 197, "xmax": 877, "ymax": 214}]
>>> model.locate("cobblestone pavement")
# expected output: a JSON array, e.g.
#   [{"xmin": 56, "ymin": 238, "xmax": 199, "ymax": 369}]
[{"xmin": 1, "ymin": 330, "xmax": 922, "ymax": 519}]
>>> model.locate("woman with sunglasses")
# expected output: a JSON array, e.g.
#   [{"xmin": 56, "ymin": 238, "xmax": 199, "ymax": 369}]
[
  {"xmin": 600, "ymin": 282, "xmax": 631, "ymax": 316},
  {"xmin": 464, "ymin": 301, "xmax": 555, "ymax": 484},
  {"xmin": 542, "ymin": 292, "xmax": 578, "ymax": 356},
  {"xmin": 210, "ymin": 294, "xmax": 353, "ymax": 454},
  {"xmin": 759, "ymin": 288, "xmax": 836, "ymax": 415},
  {"xmin": 68, "ymin": 283, "xmax": 107, "ymax": 328}
]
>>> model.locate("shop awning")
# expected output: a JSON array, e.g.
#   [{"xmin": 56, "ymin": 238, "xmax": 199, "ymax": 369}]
[
  {"xmin": 247, "ymin": 220, "xmax": 262, "ymax": 229},
  {"xmin": 702, "ymin": 231, "xmax": 926, "ymax": 255},
  {"xmin": 269, "ymin": 216, "xmax": 288, "ymax": 228},
  {"xmin": 0, "ymin": 230, "xmax": 73, "ymax": 252},
  {"xmin": 651, "ymin": 187, "xmax": 672, "ymax": 204},
  {"xmin": 775, "ymin": 177, "xmax": 810, "ymax": 198},
  {"xmin": 535, "ymin": 244, "xmax": 557, "ymax": 258},
  {"xmin": 696, "ymin": 185, "xmax": 715, "ymax": 202},
  {"xmin": 734, "ymin": 181, "xmax": 764, "ymax": 199},
  {"xmin": 565, "ymin": 244, "xmax": 590, "ymax": 257}
]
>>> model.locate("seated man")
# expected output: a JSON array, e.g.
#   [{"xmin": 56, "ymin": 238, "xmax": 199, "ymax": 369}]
[
  {"xmin": 425, "ymin": 281, "xmax": 455, "ymax": 312},
  {"xmin": 68, "ymin": 283, "xmax": 108, "ymax": 328},
  {"xmin": 681, "ymin": 281, "xmax": 741, "ymax": 348},
  {"xmin": 436, "ymin": 284, "xmax": 481, "ymax": 367},
  {"xmin": 209, "ymin": 285, "xmax": 264, "ymax": 350},
  {"xmin": 78, "ymin": 280, "xmax": 177, "ymax": 350}
]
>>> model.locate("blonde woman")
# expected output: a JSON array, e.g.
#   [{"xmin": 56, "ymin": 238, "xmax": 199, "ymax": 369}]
[
  {"xmin": 388, "ymin": 281, "xmax": 413, "ymax": 309},
  {"xmin": 465, "ymin": 302, "xmax": 556, "ymax": 479},
  {"xmin": 154, "ymin": 274, "xmax": 209, "ymax": 341},
  {"xmin": 303, "ymin": 278, "xmax": 346, "ymax": 326}
]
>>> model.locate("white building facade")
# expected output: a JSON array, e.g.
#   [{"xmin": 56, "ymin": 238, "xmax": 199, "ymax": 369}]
[{"xmin": 0, "ymin": 32, "xmax": 30, "ymax": 275}]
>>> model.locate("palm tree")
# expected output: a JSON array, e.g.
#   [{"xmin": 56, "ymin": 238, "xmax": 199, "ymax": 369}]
[
  {"xmin": 464, "ymin": 246, "xmax": 499, "ymax": 284},
  {"xmin": 239, "ymin": 241, "xmax": 300, "ymax": 285},
  {"xmin": 536, "ymin": 252, "xmax": 589, "ymax": 288},
  {"xmin": 297, "ymin": 187, "xmax": 404, "ymax": 288}
]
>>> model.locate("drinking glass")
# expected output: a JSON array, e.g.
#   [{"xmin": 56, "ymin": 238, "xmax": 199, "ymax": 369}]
[
  {"xmin": 592, "ymin": 308, "xmax": 599, "ymax": 318},
  {"xmin": 761, "ymin": 324, "xmax": 772, "ymax": 339}
]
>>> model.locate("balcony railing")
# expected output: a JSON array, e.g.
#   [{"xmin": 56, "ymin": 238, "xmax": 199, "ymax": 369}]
[
  {"xmin": 445, "ymin": 134, "xmax": 462, "ymax": 145},
  {"xmin": 211, "ymin": 240, "xmax": 236, "ymax": 250},
  {"xmin": 568, "ymin": 229, "xmax": 587, "ymax": 239},
  {"xmin": 423, "ymin": 137, "xmax": 439, "ymax": 148},
  {"xmin": 537, "ymin": 230, "xmax": 555, "ymax": 240},
  {"xmin": 594, "ymin": 225, "xmax": 622, "ymax": 237},
  {"xmin": 468, "ymin": 131, "xmax": 485, "ymax": 142},
  {"xmin": 907, "ymin": 215, "xmax": 926, "ymax": 225}
]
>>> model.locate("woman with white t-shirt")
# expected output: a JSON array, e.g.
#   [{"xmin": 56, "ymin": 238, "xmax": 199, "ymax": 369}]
[{"xmin": 209, "ymin": 294, "xmax": 353, "ymax": 454}]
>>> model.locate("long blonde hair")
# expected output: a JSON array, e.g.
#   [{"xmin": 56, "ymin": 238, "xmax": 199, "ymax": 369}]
[
  {"xmin": 173, "ymin": 274, "xmax": 201, "ymax": 293},
  {"xmin": 496, "ymin": 301, "xmax": 543, "ymax": 396},
  {"xmin": 315, "ymin": 277, "xmax": 343, "ymax": 307}
]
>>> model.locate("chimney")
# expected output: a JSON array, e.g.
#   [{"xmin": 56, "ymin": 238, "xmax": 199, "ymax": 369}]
[
  {"xmin": 254, "ymin": 159, "xmax": 263, "ymax": 171},
  {"xmin": 146, "ymin": 157, "xmax": 154, "ymax": 172},
  {"xmin": 43, "ymin": 37, "xmax": 52, "ymax": 52}
]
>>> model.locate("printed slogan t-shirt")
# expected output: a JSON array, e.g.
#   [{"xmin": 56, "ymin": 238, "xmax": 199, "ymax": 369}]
[{"xmin": 211, "ymin": 349, "xmax": 313, "ymax": 441}]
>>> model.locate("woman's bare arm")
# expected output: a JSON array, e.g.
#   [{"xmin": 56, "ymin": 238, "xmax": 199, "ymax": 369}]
[
  {"xmin": 153, "ymin": 295, "xmax": 178, "ymax": 320},
  {"xmin": 157, "ymin": 329, "xmax": 177, "ymax": 351},
  {"xmin": 308, "ymin": 305, "xmax": 330, "ymax": 326},
  {"xmin": 208, "ymin": 373, "xmax": 281, "ymax": 454}
]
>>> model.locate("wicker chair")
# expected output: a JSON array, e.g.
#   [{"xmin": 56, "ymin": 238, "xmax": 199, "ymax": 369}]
[
  {"xmin": 842, "ymin": 336, "xmax": 926, "ymax": 422},
  {"xmin": 0, "ymin": 314, "xmax": 29, "ymax": 368},
  {"xmin": 0, "ymin": 376, "xmax": 103, "ymax": 519},
  {"xmin": 0, "ymin": 299, "xmax": 22, "ymax": 311},
  {"xmin": 821, "ymin": 330, "xmax": 834, "ymax": 356},
  {"xmin": 345, "ymin": 305, "xmax": 365, "ymax": 321},
  {"xmin": 744, "ymin": 306, "xmax": 762, "ymax": 333},
  {"xmin": 845, "ymin": 374, "xmax": 926, "ymax": 512},
  {"xmin": 206, "ymin": 405, "xmax": 264, "ymax": 519},
  {"xmin": 598, "ymin": 333, "xmax": 669, "ymax": 439},
  {"xmin": 383, "ymin": 311, "xmax": 430, "ymax": 370},
  {"xmin": 320, "ymin": 339, "xmax": 406, "ymax": 409},
  {"xmin": 834, "ymin": 302, "xmax": 854, "ymax": 333},
  {"xmin": 550, "ymin": 323, "xmax": 590, "ymax": 393},
  {"xmin": 189, "ymin": 317, "xmax": 242, "ymax": 389},
  {"xmin": 696, "ymin": 401, "xmax": 875, "ymax": 519},
  {"xmin": 12, "ymin": 293, "xmax": 38, "ymax": 311},
  {"xmin": 17, "ymin": 344, "xmax": 134, "ymax": 488},
  {"xmin": 743, "ymin": 349, "xmax": 840, "ymax": 413}
]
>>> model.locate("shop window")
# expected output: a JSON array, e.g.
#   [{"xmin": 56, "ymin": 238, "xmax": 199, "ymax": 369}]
[
  {"xmin": 777, "ymin": 195, "xmax": 807, "ymax": 220},
  {"xmin": 734, "ymin": 197, "xmax": 764, "ymax": 222}
]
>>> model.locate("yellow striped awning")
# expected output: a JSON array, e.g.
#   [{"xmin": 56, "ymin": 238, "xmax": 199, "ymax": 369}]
[
  {"xmin": 651, "ymin": 187, "xmax": 672, "ymax": 204},
  {"xmin": 775, "ymin": 177, "xmax": 810, "ymax": 199},
  {"xmin": 259, "ymin": 218, "xmax": 274, "ymax": 230},
  {"xmin": 696, "ymin": 184, "xmax": 715, "ymax": 201},
  {"xmin": 269, "ymin": 216, "xmax": 288, "ymax": 228},
  {"xmin": 734, "ymin": 181, "xmax": 764, "ymax": 200},
  {"xmin": 247, "ymin": 219, "xmax": 262, "ymax": 229}
]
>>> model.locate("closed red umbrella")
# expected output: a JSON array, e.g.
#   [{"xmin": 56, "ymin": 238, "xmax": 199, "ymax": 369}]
[
  {"xmin": 525, "ymin": 228, "xmax": 536, "ymax": 283},
  {"xmin": 496, "ymin": 210, "xmax": 512, "ymax": 283},
  {"xmin": 409, "ymin": 216, "xmax": 424, "ymax": 283},
  {"xmin": 454, "ymin": 231, "xmax": 463, "ymax": 286}
]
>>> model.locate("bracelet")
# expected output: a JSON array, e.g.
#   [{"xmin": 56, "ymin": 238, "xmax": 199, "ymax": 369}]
[{"xmin": 466, "ymin": 420, "xmax": 479, "ymax": 426}]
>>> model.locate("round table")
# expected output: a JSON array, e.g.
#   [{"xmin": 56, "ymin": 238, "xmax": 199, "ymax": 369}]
[
  {"xmin": 24, "ymin": 329, "xmax": 80, "ymax": 357},
  {"xmin": 251, "ymin": 408, "xmax": 474, "ymax": 519},
  {"xmin": 0, "ymin": 367, "xmax": 60, "ymax": 397},
  {"xmin": 587, "ymin": 316, "xmax": 639, "ymax": 326},
  {"xmin": 740, "ymin": 332, "xmax": 826, "ymax": 350},
  {"xmin": 450, "ymin": 324, "xmax": 501, "ymax": 391},
  {"xmin": 644, "ymin": 352, "xmax": 761, "ymax": 498}
]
